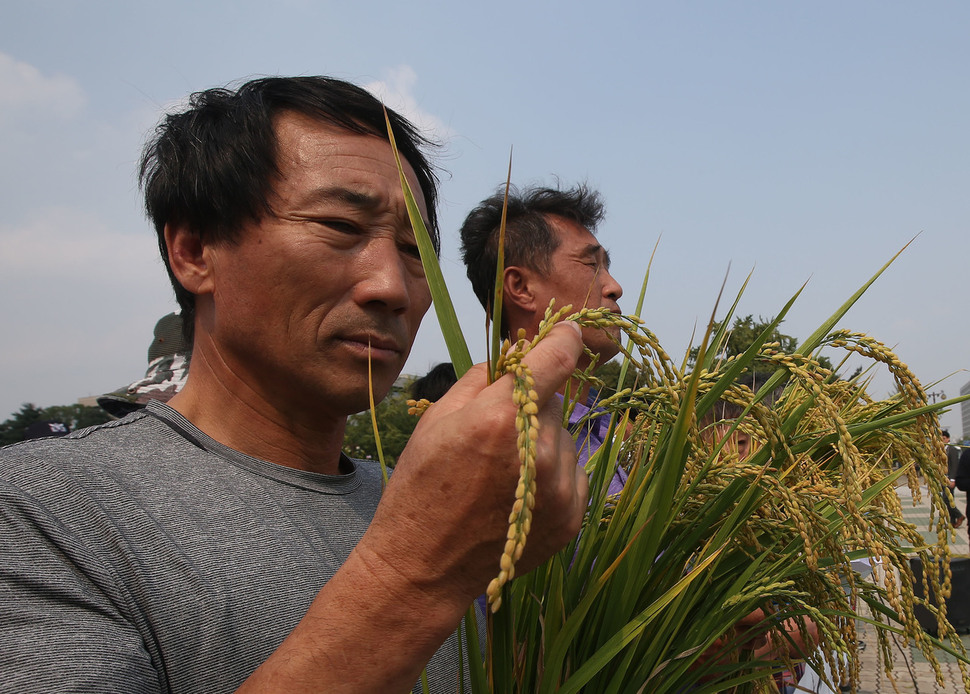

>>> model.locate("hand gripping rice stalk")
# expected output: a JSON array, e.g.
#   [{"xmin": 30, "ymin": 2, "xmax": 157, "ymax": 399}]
[{"xmin": 483, "ymin": 303, "xmax": 575, "ymax": 612}]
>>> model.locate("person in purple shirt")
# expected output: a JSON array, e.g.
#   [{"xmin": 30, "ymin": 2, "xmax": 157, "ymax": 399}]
[{"xmin": 567, "ymin": 390, "xmax": 629, "ymax": 496}]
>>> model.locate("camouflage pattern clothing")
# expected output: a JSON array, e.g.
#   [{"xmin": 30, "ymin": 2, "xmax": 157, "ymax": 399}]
[{"xmin": 97, "ymin": 313, "xmax": 190, "ymax": 418}]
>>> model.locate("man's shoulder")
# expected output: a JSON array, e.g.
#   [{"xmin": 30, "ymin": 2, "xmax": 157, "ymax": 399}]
[
  {"xmin": 2, "ymin": 409, "xmax": 154, "ymax": 459},
  {"xmin": 0, "ymin": 408, "xmax": 195, "ymax": 495}
]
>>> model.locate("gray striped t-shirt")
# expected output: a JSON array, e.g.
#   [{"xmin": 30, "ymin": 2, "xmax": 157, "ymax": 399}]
[{"xmin": 0, "ymin": 401, "xmax": 467, "ymax": 693}]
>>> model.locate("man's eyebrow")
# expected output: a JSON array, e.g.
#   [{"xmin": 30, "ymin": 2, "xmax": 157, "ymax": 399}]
[
  {"xmin": 296, "ymin": 186, "xmax": 382, "ymax": 210},
  {"xmin": 290, "ymin": 185, "xmax": 428, "ymax": 233}
]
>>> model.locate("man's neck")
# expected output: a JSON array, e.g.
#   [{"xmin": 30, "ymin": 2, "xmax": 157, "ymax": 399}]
[{"xmin": 167, "ymin": 350, "xmax": 347, "ymax": 475}]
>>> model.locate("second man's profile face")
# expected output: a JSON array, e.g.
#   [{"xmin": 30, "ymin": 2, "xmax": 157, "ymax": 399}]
[
  {"xmin": 532, "ymin": 215, "xmax": 624, "ymax": 362},
  {"xmin": 198, "ymin": 111, "xmax": 432, "ymax": 418}
]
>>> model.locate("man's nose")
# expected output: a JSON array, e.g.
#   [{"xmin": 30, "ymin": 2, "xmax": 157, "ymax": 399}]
[
  {"xmin": 353, "ymin": 238, "xmax": 412, "ymax": 313},
  {"xmin": 603, "ymin": 269, "xmax": 623, "ymax": 303}
]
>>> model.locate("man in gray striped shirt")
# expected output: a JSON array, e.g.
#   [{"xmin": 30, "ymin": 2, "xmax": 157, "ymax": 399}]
[{"xmin": 0, "ymin": 76, "xmax": 588, "ymax": 694}]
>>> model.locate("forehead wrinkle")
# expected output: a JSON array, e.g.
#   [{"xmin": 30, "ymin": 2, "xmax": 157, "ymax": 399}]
[
  {"xmin": 295, "ymin": 185, "xmax": 382, "ymax": 211},
  {"xmin": 289, "ymin": 184, "xmax": 425, "ymax": 243}
]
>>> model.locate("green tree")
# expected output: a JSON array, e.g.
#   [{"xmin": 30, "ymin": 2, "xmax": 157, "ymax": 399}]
[
  {"xmin": 0, "ymin": 403, "xmax": 46, "ymax": 446},
  {"xmin": 689, "ymin": 314, "xmax": 834, "ymax": 374},
  {"xmin": 342, "ymin": 385, "xmax": 419, "ymax": 467},
  {"xmin": 42, "ymin": 404, "xmax": 113, "ymax": 431},
  {"xmin": 0, "ymin": 402, "xmax": 114, "ymax": 445},
  {"xmin": 591, "ymin": 359, "xmax": 641, "ymax": 398}
]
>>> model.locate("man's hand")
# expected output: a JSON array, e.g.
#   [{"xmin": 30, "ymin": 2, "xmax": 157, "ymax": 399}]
[
  {"xmin": 743, "ymin": 611, "xmax": 818, "ymax": 661},
  {"xmin": 692, "ymin": 609, "xmax": 819, "ymax": 684},
  {"xmin": 365, "ymin": 320, "xmax": 589, "ymax": 612}
]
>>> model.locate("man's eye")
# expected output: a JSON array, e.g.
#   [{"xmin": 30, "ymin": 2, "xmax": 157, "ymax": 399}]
[
  {"xmin": 401, "ymin": 244, "xmax": 422, "ymax": 260},
  {"xmin": 318, "ymin": 219, "xmax": 358, "ymax": 233}
]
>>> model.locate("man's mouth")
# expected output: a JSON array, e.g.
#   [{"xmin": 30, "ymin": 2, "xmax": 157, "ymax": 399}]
[{"xmin": 338, "ymin": 333, "xmax": 405, "ymax": 360}]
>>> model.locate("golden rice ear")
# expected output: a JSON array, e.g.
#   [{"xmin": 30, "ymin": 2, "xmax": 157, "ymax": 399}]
[
  {"xmin": 486, "ymin": 338, "xmax": 541, "ymax": 613},
  {"xmin": 488, "ymin": 271, "xmax": 964, "ymax": 689},
  {"xmin": 406, "ymin": 398, "xmax": 432, "ymax": 417}
]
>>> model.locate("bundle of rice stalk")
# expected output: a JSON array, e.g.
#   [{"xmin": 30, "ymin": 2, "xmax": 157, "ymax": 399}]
[
  {"xmin": 383, "ymin": 123, "xmax": 969, "ymax": 693},
  {"xmin": 477, "ymin": 296, "xmax": 968, "ymax": 694}
]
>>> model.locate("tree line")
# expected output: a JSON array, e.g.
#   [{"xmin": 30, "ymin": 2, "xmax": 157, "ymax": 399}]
[{"xmin": 0, "ymin": 403, "xmax": 114, "ymax": 446}]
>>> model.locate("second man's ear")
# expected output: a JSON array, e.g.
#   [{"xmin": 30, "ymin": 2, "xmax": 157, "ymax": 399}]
[{"xmin": 502, "ymin": 266, "xmax": 537, "ymax": 313}]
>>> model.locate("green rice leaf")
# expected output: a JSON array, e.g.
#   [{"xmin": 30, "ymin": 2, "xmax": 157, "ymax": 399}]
[{"xmin": 384, "ymin": 110, "xmax": 472, "ymax": 376}]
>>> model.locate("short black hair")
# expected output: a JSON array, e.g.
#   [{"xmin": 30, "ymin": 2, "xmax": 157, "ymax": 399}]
[
  {"xmin": 140, "ymin": 75, "xmax": 440, "ymax": 342},
  {"xmin": 458, "ymin": 184, "xmax": 605, "ymax": 313},
  {"xmin": 410, "ymin": 362, "xmax": 458, "ymax": 402}
]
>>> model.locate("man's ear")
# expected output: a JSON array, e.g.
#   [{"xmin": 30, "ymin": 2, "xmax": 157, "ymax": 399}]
[
  {"xmin": 164, "ymin": 224, "xmax": 214, "ymax": 296},
  {"xmin": 503, "ymin": 266, "xmax": 537, "ymax": 313}
]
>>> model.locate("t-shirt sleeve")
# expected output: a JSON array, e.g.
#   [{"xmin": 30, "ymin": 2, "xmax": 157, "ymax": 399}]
[{"xmin": 0, "ymin": 480, "xmax": 164, "ymax": 694}]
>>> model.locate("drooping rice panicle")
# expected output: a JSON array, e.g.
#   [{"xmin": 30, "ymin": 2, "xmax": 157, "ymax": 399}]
[
  {"xmin": 486, "ymin": 330, "xmax": 541, "ymax": 613},
  {"xmin": 481, "ymin": 305, "xmax": 970, "ymax": 693},
  {"xmin": 384, "ymin": 119, "xmax": 970, "ymax": 692}
]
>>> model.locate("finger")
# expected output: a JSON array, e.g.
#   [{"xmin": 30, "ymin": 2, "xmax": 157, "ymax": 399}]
[
  {"xmin": 429, "ymin": 362, "xmax": 490, "ymax": 410},
  {"xmin": 430, "ymin": 322, "xmax": 582, "ymax": 415},
  {"xmin": 517, "ymin": 322, "xmax": 583, "ymax": 406}
]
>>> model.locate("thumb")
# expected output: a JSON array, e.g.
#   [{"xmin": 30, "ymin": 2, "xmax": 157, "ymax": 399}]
[{"xmin": 515, "ymin": 321, "xmax": 584, "ymax": 407}]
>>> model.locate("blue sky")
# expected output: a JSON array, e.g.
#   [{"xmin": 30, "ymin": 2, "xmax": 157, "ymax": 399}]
[{"xmin": 1, "ymin": 1, "xmax": 967, "ymax": 436}]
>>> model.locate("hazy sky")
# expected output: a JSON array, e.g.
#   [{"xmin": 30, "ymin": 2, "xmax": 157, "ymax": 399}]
[{"xmin": 2, "ymin": 1, "xmax": 967, "ymax": 436}]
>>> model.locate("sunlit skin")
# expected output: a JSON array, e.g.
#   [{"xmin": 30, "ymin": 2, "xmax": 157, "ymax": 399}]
[
  {"xmin": 714, "ymin": 424, "xmax": 754, "ymax": 460},
  {"xmin": 165, "ymin": 111, "xmax": 432, "ymax": 473},
  {"xmin": 530, "ymin": 216, "xmax": 623, "ymax": 362},
  {"xmin": 504, "ymin": 215, "xmax": 624, "ymax": 393}
]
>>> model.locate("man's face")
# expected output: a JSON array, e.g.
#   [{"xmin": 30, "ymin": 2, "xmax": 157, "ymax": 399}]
[
  {"xmin": 530, "ymin": 215, "xmax": 623, "ymax": 363},
  {"xmin": 714, "ymin": 424, "xmax": 753, "ymax": 460},
  {"xmin": 197, "ymin": 111, "xmax": 432, "ymax": 418}
]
